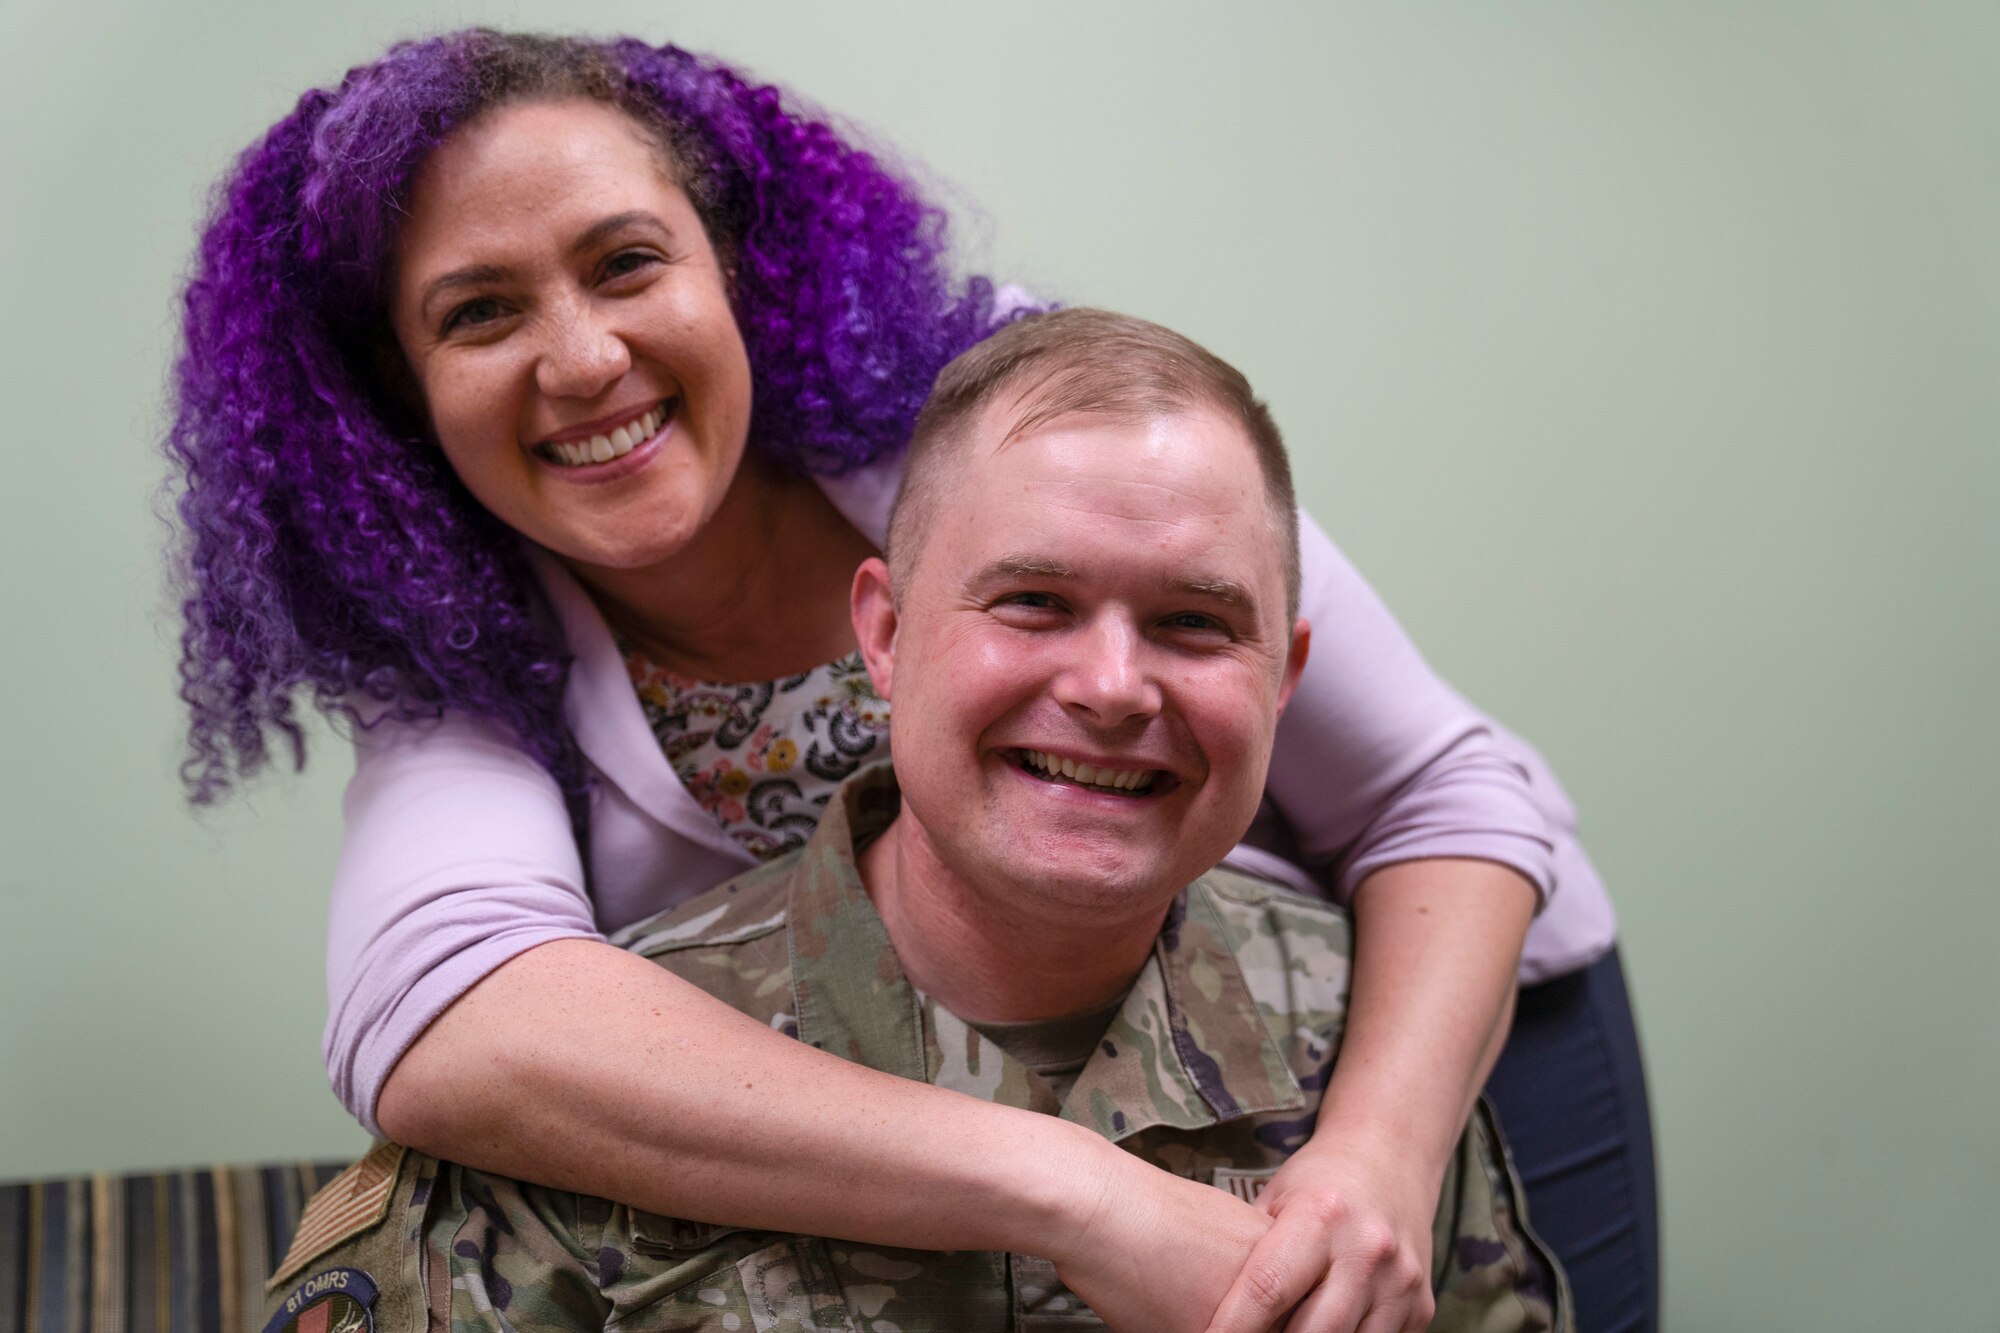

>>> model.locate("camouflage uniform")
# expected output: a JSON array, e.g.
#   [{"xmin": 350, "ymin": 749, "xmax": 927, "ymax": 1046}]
[{"xmin": 265, "ymin": 767, "xmax": 1568, "ymax": 1333}]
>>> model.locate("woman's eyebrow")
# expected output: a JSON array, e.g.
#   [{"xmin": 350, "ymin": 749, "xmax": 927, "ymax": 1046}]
[
  {"xmin": 569, "ymin": 210, "xmax": 672, "ymax": 256},
  {"xmin": 420, "ymin": 263, "xmax": 509, "ymax": 316}
]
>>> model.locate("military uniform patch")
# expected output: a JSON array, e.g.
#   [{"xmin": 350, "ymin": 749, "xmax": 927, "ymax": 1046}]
[
  {"xmin": 1210, "ymin": 1165, "xmax": 1278, "ymax": 1203},
  {"xmin": 268, "ymin": 1144, "xmax": 407, "ymax": 1290},
  {"xmin": 262, "ymin": 1267, "xmax": 377, "ymax": 1333}
]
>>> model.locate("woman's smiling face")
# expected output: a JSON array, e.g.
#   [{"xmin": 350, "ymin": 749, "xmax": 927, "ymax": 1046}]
[{"xmin": 389, "ymin": 98, "xmax": 754, "ymax": 574}]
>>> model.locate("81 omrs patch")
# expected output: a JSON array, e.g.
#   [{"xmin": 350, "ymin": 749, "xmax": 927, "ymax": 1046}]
[{"xmin": 263, "ymin": 1268, "xmax": 379, "ymax": 1333}]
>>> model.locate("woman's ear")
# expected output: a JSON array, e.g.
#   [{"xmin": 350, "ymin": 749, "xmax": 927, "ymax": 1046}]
[{"xmin": 850, "ymin": 556, "xmax": 900, "ymax": 701}]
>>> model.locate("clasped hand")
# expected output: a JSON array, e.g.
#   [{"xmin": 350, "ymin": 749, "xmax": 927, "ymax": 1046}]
[{"xmin": 1050, "ymin": 1140, "xmax": 1438, "ymax": 1333}]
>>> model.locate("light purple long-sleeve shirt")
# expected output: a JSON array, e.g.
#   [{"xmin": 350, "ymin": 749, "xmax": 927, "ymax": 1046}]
[{"xmin": 323, "ymin": 456, "xmax": 1617, "ymax": 1134}]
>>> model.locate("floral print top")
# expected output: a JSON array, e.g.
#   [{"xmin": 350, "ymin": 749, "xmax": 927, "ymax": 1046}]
[{"xmin": 624, "ymin": 646, "xmax": 891, "ymax": 862}]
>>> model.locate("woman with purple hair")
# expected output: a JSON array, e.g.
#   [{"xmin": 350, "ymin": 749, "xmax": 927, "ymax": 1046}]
[{"xmin": 168, "ymin": 29, "xmax": 1653, "ymax": 1333}]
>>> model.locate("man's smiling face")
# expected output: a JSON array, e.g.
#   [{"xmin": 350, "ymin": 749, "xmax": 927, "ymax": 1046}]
[{"xmin": 855, "ymin": 401, "xmax": 1309, "ymax": 916}]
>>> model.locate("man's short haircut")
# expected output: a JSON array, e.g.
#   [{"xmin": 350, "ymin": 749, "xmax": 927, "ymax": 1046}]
[{"xmin": 889, "ymin": 308, "xmax": 1302, "ymax": 620}]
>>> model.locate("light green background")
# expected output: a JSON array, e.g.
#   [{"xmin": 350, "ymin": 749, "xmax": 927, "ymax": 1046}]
[{"xmin": 2, "ymin": 3, "xmax": 1994, "ymax": 1328}]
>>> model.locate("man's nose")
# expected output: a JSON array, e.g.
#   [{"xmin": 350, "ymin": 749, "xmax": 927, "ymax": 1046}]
[
  {"xmin": 1053, "ymin": 617, "xmax": 1163, "ymax": 726},
  {"xmin": 534, "ymin": 301, "xmax": 632, "ymax": 399}
]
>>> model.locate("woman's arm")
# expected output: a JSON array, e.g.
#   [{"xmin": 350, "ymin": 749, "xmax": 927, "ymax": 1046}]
[
  {"xmin": 1203, "ymin": 507, "xmax": 1558, "ymax": 1333},
  {"xmin": 1322, "ymin": 862, "xmax": 1531, "ymax": 1180},
  {"xmin": 1205, "ymin": 860, "xmax": 1534, "ymax": 1333},
  {"xmin": 378, "ymin": 936, "xmax": 1282, "ymax": 1321},
  {"xmin": 378, "ymin": 938, "xmax": 1060, "ymax": 1238},
  {"xmin": 379, "ymin": 945, "xmax": 1288, "ymax": 1333}
]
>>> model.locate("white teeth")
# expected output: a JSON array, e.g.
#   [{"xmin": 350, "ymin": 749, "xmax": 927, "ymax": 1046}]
[
  {"xmin": 1021, "ymin": 750, "xmax": 1153, "ymax": 794},
  {"xmin": 543, "ymin": 403, "xmax": 668, "ymax": 467}
]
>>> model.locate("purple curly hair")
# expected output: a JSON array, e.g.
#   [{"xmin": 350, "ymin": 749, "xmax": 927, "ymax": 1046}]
[{"xmin": 168, "ymin": 29, "xmax": 1013, "ymax": 803}]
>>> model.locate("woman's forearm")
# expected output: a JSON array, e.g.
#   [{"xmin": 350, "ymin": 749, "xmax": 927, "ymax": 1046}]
[
  {"xmin": 375, "ymin": 938, "xmax": 1113, "ymax": 1254},
  {"xmin": 1158, "ymin": 858, "xmax": 1540, "ymax": 1333},
  {"xmin": 1312, "ymin": 858, "xmax": 1536, "ymax": 1183}
]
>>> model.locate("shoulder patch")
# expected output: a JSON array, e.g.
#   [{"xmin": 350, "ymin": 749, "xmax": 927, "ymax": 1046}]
[
  {"xmin": 263, "ymin": 1268, "xmax": 378, "ymax": 1333},
  {"xmin": 267, "ymin": 1144, "xmax": 406, "ymax": 1291}
]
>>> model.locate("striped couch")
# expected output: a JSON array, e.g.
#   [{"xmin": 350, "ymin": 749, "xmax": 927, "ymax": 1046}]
[{"xmin": 1, "ymin": 1163, "xmax": 351, "ymax": 1333}]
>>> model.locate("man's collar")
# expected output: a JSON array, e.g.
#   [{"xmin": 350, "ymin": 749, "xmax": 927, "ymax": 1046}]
[
  {"xmin": 786, "ymin": 766, "xmax": 1305, "ymax": 1140},
  {"xmin": 785, "ymin": 765, "xmax": 926, "ymax": 1078},
  {"xmin": 1056, "ymin": 889, "xmax": 1306, "ymax": 1141}
]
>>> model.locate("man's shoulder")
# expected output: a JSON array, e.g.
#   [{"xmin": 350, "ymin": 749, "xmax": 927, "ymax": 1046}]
[
  {"xmin": 1194, "ymin": 865, "xmax": 1352, "ymax": 947},
  {"xmin": 608, "ymin": 853, "xmax": 801, "ymax": 1029},
  {"xmin": 609, "ymin": 851, "xmax": 799, "ymax": 958},
  {"xmin": 1189, "ymin": 866, "xmax": 1353, "ymax": 1035}
]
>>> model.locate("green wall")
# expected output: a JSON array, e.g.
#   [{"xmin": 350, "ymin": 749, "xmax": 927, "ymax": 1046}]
[{"xmin": 2, "ymin": 4, "xmax": 1994, "ymax": 1327}]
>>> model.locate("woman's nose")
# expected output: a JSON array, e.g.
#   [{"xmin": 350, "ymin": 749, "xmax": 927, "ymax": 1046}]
[
  {"xmin": 1053, "ymin": 617, "xmax": 1162, "ymax": 727},
  {"xmin": 534, "ymin": 305, "xmax": 632, "ymax": 400}
]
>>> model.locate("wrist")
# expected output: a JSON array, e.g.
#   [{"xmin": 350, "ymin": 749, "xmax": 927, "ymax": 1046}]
[
  {"xmin": 1305, "ymin": 1099, "xmax": 1456, "ymax": 1199},
  {"xmin": 1001, "ymin": 1117, "xmax": 1132, "ymax": 1263}
]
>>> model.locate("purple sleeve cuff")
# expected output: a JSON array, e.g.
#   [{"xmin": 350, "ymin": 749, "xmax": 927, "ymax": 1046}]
[
  {"xmin": 321, "ymin": 708, "xmax": 603, "ymax": 1134},
  {"xmin": 1329, "ymin": 728, "xmax": 1556, "ymax": 907},
  {"xmin": 1264, "ymin": 508, "xmax": 1556, "ymax": 900},
  {"xmin": 327, "ymin": 923, "xmax": 599, "ymax": 1137}
]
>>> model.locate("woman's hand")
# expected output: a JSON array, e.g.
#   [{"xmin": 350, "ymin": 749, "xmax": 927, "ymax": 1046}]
[
  {"xmin": 1200, "ymin": 859, "xmax": 1538, "ymax": 1332},
  {"xmin": 1049, "ymin": 1150, "xmax": 1275, "ymax": 1333},
  {"xmin": 1203, "ymin": 1136, "xmax": 1439, "ymax": 1333}
]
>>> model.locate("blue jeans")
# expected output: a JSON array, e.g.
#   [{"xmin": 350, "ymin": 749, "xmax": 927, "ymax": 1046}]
[{"xmin": 1484, "ymin": 948, "xmax": 1659, "ymax": 1333}]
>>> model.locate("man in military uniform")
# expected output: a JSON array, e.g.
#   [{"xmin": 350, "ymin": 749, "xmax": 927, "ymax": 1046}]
[{"xmin": 265, "ymin": 309, "xmax": 1566, "ymax": 1333}]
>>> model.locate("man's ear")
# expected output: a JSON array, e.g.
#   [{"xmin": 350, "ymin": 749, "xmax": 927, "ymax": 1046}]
[
  {"xmin": 851, "ymin": 556, "xmax": 900, "ymax": 701},
  {"xmin": 1274, "ymin": 617, "xmax": 1311, "ymax": 718}
]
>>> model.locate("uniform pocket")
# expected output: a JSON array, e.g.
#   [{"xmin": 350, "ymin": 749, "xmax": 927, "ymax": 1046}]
[
  {"xmin": 736, "ymin": 1238, "xmax": 856, "ymax": 1331},
  {"xmin": 617, "ymin": 1234, "xmax": 855, "ymax": 1332},
  {"xmin": 629, "ymin": 1209, "xmax": 750, "ymax": 1255},
  {"xmin": 435, "ymin": 1167, "xmax": 609, "ymax": 1332}
]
